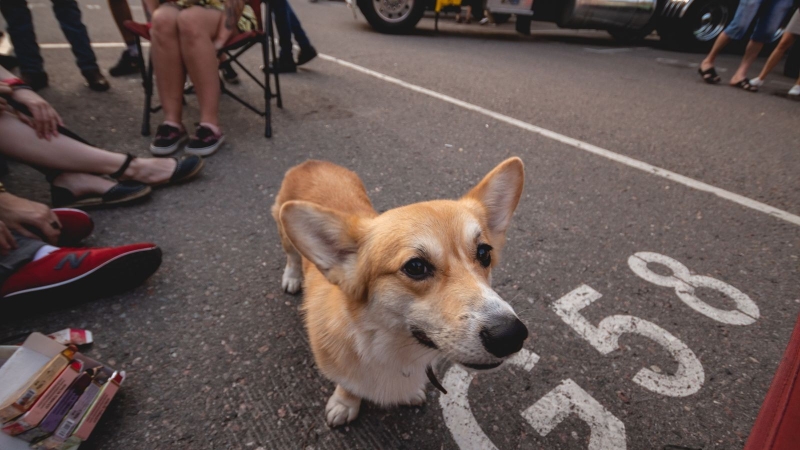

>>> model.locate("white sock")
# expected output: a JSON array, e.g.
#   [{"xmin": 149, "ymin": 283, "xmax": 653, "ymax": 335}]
[
  {"xmin": 33, "ymin": 245, "xmax": 59, "ymax": 261},
  {"xmin": 749, "ymin": 77, "xmax": 764, "ymax": 87},
  {"xmin": 789, "ymin": 85, "xmax": 800, "ymax": 96},
  {"xmin": 127, "ymin": 43, "xmax": 139, "ymax": 57}
]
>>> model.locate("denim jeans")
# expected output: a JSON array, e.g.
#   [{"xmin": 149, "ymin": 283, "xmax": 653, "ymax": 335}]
[
  {"xmin": 272, "ymin": 0, "xmax": 312, "ymax": 59},
  {"xmin": 0, "ymin": 0, "xmax": 99, "ymax": 74},
  {"xmin": 724, "ymin": 0, "xmax": 795, "ymax": 42}
]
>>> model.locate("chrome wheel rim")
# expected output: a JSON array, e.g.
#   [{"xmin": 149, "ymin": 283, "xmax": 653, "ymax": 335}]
[
  {"xmin": 694, "ymin": 3, "xmax": 729, "ymax": 42},
  {"xmin": 374, "ymin": 0, "xmax": 414, "ymax": 23}
]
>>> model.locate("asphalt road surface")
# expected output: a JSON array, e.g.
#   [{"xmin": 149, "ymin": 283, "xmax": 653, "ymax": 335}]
[{"xmin": 1, "ymin": 1, "xmax": 799, "ymax": 449}]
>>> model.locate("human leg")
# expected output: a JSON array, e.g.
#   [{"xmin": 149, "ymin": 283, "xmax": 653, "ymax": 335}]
[
  {"xmin": 753, "ymin": 32, "xmax": 796, "ymax": 82},
  {"xmin": 50, "ymin": 0, "xmax": 109, "ymax": 91},
  {"xmin": 287, "ymin": 4, "xmax": 311, "ymax": 49},
  {"xmin": 107, "ymin": 0, "xmax": 141, "ymax": 76},
  {"xmin": 730, "ymin": 39, "xmax": 765, "ymax": 84},
  {"xmin": 150, "ymin": 5, "xmax": 186, "ymax": 126},
  {"xmin": 271, "ymin": 0, "xmax": 295, "ymax": 63},
  {"xmin": 0, "ymin": 112, "xmax": 201, "ymax": 187},
  {"xmin": 176, "ymin": 6, "xmax": 222, "ymax": 127},
  {"xmin": 0, "ymin": 0, "xmax": 47, "ymax": 89},
  {"xmin": 701, "ymin": 0, "xmax": 761, "ymax": 72}
]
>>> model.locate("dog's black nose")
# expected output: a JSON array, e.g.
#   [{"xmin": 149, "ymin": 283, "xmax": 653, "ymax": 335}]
[{"xmin": 480, "ymin": 316, "xmax": 528, "ymax": 358}]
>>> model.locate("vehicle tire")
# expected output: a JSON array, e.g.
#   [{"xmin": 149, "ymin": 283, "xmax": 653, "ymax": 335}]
[
  {"xmin": 658, "ymin": 0, "xmax": 735, "ymax": 51},
  {"xmin": 357, "ymin": 0, "xmax": 427, "ymax": 34},
  {"xmin": 491, "ymin": 13, "xmax": 511, "ymax": 24},
  {"xmin": 608, "ymin": 26, "xmax": 655, "ymax": 44}
]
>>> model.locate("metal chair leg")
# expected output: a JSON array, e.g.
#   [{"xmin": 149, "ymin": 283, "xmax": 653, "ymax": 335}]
[
  {"xmin": 267, "ymin": 3, "xmax": 283, "ymax": 109},
  {"xmin": 137, "ymin": 48, "xmax": 153, "ymax": 136}
]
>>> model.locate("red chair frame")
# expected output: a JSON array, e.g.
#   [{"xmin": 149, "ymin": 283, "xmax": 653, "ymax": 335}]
[{"xmin": 123, "ymin": 0, "xmax": 282, "ymax": 138}]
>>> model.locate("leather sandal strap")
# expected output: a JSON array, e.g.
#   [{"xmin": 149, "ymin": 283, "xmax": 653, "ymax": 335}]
[{"xmin": 110, "ymin": 153, "xmax": 135, "ymax": 179}]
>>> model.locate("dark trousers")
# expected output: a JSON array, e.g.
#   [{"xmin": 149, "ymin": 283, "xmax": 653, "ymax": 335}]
[
  {"xmin": 272, "ymin": 0, "xmax": 312, "ymax": 59},
  {"xmin": 0, "ymin": 0, "xmax": 99, "ymax": 74}
]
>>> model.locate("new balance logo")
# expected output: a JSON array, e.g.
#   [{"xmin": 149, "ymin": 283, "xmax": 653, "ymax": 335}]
[{"xmin": 55, "ymin": 252, "xmax": 89, "ymax": 270}]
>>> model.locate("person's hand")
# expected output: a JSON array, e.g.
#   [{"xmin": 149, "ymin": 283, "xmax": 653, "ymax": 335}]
[
  {"xmin": 0, "ymin": 82, "xmax": 11, "ymax": 111},
  {"xmin": 10, "ymin": 88, "xmax": 63, "ymax": 140},
  {"xmin": 0, "ymin": 193, "xmax": 61, "ymax": 244},
  {"xmin": 0, "ymin": 220, "xmax": 17, "ymax": 256}
]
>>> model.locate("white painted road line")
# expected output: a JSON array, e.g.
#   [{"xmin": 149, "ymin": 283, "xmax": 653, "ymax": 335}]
[
  {"xmin": 318, "ymin": 52, "xmax": 800, "ymax": 227},
  {"xmin": 39, "ymin": 43, "xmax": 149, "ymax": 49}
]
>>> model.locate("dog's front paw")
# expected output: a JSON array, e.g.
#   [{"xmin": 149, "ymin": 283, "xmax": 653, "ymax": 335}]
[
  {"xmin": 325, "ymin": 387, "xmax": 361, "ymax": 427},
  {"xmin": 281, "ymin": 268, "xmax": 302, "ymax": 294},
  {"xmin": 404, "ymin": 388, "xmax": 427, "ymax": 406}
]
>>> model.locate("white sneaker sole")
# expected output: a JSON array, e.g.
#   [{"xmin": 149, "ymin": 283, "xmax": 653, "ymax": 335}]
[
  {"xmin": 150, "ymin": 134, "xmax": 188, "ymax": 156},
  {"xmin": 185, "ymin": 134, "xmax": 225, "ymax": 157}
]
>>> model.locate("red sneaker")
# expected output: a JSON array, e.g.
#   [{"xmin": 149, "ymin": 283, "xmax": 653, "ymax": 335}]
[
  {"xmin": 52, "ymin": 208, "xmax": 94, "ymax": 245},
  {"xmin": 0, "ymin": 243, "xmax": 162, "ymax": 301}
]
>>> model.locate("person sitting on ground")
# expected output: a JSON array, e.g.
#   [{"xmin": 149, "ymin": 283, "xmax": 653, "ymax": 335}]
[
  {"xmin": 144, "ymin": 0, "xmax": 257, "ymax": 157},
  {"xmin": 698, "ymin": 0, "xmax": 794, "ymax": 91},
  {"xmin": 270, "ymin": 0, "xmax": 317, "ymax": 73},
  {"xmin": 749, "ymin": 9, "xmax": 800, "ymax": 97},
  {"xmin": 0, "ymin": 190, "xmax": 162, "ymax": 303},
  {"xmin": 1, "ymin": 70, "xmax": 204, "ymax": 209},
  {"xmin": 0, "ymin": 0, "xmax": 110, "ymax": 91}
]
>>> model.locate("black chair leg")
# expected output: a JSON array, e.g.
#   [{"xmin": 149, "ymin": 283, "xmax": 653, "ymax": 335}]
[
  {"xmin": 267, "ymin": 6, "xmax": 282, "ymax": 109},
  {"xmin": 135, "ymin": 36, "xmax": 152, "ymax": 136},
  {"xmin": 263, "ymin": 2, "xmax": 273, "ymax": 137}
]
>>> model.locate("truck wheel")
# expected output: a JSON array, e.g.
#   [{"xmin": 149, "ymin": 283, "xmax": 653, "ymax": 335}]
[
  {"xmin": 357, "ymin": 0, "xmax": 427, "ymax": 34},
  {"xmin": 658, "ymin": 0, "xmax": 733, "ymax": 51}
]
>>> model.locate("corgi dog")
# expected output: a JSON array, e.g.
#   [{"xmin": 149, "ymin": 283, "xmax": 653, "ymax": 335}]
[{"xmin": 272, "ymin": 157, "xmax": 529, "ymax": 427}]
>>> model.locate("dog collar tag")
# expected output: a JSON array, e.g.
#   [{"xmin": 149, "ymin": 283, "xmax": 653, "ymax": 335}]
[{"xmin": 426, "ymin": 365, "xmax": 447, "ymax": 395}]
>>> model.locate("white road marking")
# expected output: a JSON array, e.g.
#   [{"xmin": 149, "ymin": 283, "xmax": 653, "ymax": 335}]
[
  {"xmin": 552, "ymin": 284, "xmax": 705, "ymax": 397},
  {"xmin": 440, "ymin": 348, "xmax": 539, "ymax": 450},
  {"xmin": 628, "ymin": 252, "xmax": 759, "ymax": 325},
  {"xmin": 0, "ymin": 35, "xmax": 11, "ymax": 56},
  {"xmin": 521, "ymin": 379, "xmax": 627, "ymax": 450},
  {"xmin": 317, "ymin": 53, "xmax": 800, "ymax": 227},
  {"xmin": 39, "ymin": 43, "xmax": 149, "ymax": 49}
]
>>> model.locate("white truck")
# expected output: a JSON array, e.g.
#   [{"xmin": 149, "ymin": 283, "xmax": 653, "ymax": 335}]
[{"xmin": 355, "ymin": 0, "xmax": 782, "ymax": 50}]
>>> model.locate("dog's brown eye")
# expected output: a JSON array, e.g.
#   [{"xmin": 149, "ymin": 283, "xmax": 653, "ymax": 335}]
[
  {"xmin": 403, "ymin": 258, "xmax": 432, "ymax": 280},
  {"xmin": 477, "ymin": 244, "xmax": 492, "ymax": 268}
]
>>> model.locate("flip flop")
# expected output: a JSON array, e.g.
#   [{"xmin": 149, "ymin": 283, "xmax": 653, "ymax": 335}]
[
  {"xmin": 731, "ymin": 79, "xmax": 758, "ymax": 92},
  {"xmin": 698, "ymin": 67, "xmax": 721, "ymax": 84}
]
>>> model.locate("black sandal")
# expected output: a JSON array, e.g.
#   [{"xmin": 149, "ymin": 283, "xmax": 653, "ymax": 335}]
[
  {"xmin": 51, "ymin": 181, "xmax": 152, "ymax": 209},
  {"xmin": 153, "ymin": 155, "xmax": 205, "ymax": 188},
  {"xmin": 731, "ymin": 79, "xmax": 758, "ymax": 92},
  {"xmin": 111, "ymin": 152, "xmax": 203, "ymax": 187},
  {"xmin": 698, "ymin": 67, "xmax": 721, "ymax": 84}
]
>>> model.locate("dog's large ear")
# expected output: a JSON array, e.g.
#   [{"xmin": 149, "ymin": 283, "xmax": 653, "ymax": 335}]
[
  {"xmin": 462, "ymin": 157, "xmax": 525, "ymax": 237},
  {"xmin": 279, "ymin": 201, "xmax": 361, "ymax": 286}
]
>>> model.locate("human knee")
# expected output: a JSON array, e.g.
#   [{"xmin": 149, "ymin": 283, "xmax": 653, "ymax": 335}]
[{"xmin": 151, "ymin": 7, "xmax": 178, "ymax": 37}]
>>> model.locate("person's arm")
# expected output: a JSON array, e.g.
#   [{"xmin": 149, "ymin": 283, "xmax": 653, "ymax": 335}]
[
  {"xmin": 0, "ymin": 68, "xmax": 63, "ymax": 140},
  {"xmin": 214, "ymin": 0, "xmax": 245, "ymax": 49},
  {"xmin": 0, "ymin": 187, "xmax": 61, "ymax": 245}
]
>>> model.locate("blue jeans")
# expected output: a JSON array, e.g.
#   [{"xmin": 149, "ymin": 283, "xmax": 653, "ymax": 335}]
[
  {"xmin": 724, "ymin": 0, "xmax": 795, "ymax": 42},
  {"xmin": 272, "ymin": 0, "xmax": 312, "ymax": 59},
  {"xmin": 0, "ymin": 0, "xmax": 98, "ymax": 74}
]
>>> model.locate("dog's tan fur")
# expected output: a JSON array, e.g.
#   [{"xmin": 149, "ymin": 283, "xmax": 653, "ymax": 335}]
[{"xmin": 272, "ymin": 158, "xmax": 526, "ymax": 426}]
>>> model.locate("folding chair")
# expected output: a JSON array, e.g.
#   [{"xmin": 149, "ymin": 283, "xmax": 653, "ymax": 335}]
[{"xmin": 123, "ymin": 0, "xmax": 282, "ymax": 138}]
